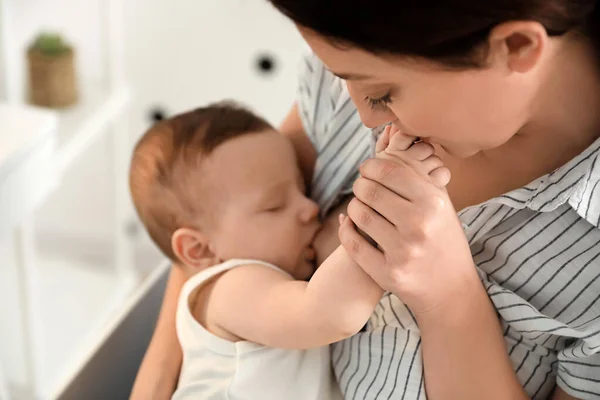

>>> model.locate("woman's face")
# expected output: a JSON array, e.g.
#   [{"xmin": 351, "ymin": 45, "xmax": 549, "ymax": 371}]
[{"xmin": 299, "ymin": 27, "xmax": 543, "ymax": 158}]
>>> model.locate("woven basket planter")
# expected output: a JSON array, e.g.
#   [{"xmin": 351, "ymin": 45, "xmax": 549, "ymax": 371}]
[{"xmin": 28, "ymin": 47, "xmax": 78, "ymax": 108}]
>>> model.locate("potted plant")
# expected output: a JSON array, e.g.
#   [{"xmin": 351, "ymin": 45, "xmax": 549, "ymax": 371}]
[{"xmin": 27, "ymin": 32, "xmax": 78, "ymax": 108}]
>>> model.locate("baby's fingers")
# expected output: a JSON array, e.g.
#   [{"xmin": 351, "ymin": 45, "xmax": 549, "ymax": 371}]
[
  {"xmin": 404, "ymin": 142, "xmax": 435, "ymax": 161},
  {"xmin": 387, "ymin": 129, "xmax": 417, "ymax": 153},
  {"xmin": 375, "ymin": 125, "xmax": 392, "ymax": 153}
]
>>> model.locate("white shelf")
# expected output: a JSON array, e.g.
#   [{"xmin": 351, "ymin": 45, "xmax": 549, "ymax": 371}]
[
  {"xmin": 56, "ymin": 81, "xmax": 131, "ymax": 173},
  {"xmin": 35, "ymin": 249, "xmax": 138, "ymax": 398},
  {"xmin": 0, "ymin": 104, "xmax": 58, "ymax": 242},
  {"xmin": 0, "ymin": 104, "xmax": 57, "ymax": 168},
  {"xmin": 0, "ymin": 0, "xmax": 133, "ymax": 398}
]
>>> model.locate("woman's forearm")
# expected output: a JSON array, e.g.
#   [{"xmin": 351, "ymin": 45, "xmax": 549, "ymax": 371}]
[
  {"xmin": 130, "ymin": 265, "xmax": 186, "ymax": 400},
  {"xmin": 416, "ymin": 274, "xmax": 528, "ymax": 400}
]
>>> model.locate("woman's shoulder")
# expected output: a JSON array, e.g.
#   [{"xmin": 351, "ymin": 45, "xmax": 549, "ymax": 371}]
[{"xmin": 298, "ymin": 51, "xmax": 346, "ymax": 104}]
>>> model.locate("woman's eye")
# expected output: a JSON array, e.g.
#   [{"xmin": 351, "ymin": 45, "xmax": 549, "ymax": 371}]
[
  {"xmin": 265, "ymin": 205, "xmax": 283, "ymax": 213},
  {"xmin": 365, "ymin": 93, "xmax": 392, "ymax": 110}
]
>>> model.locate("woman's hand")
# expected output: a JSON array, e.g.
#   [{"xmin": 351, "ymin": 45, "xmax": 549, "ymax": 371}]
[{"xmin": 338, "ymin": 127, "xmax": 479, "ymax": 316}]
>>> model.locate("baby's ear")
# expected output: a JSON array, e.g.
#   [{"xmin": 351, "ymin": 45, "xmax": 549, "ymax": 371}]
[{"xmin": 171, "ymin": 228, "xmax": 219, "ymax": 270}]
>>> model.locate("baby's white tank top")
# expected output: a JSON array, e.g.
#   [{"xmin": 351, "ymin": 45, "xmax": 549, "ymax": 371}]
[{"xmin": 172, "ymin": 258, "xmax": 339, "ymax": 400}]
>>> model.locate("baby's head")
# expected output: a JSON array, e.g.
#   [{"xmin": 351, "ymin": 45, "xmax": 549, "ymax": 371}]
[{"xmin": 130, "ymin": 102, "xmax": 320, "ymax": 279}]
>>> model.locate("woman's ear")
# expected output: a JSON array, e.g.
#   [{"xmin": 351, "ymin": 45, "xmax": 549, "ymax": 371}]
[
  {"xmin": 487, "ymin": 21, "xmax": 548, "ymax": 73},
  {"xmin": 171, "ymin": 228, "xmax": 219, "ymax": 270}
]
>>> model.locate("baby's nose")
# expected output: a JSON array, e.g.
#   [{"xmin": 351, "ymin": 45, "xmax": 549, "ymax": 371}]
[{"xmin": 300, "ymin": 198, "xmax": 319, "ymax": 222}]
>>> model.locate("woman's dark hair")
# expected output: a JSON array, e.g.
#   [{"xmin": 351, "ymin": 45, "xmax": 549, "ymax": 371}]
[{"xmin": 269, "ymin": 0, "xmax": 600, "ymax": 67}]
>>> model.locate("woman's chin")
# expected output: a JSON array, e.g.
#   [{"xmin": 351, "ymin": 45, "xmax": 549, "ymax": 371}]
[{"xmin": 440, "ymin": 143, "xmax": 480, "ymax": 159}]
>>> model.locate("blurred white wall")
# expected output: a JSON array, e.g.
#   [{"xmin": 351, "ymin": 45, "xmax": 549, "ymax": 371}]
[
  {"xmin": 126, "ymin": 0, "xmax": 306, "ymax": 129},
  {"xmin": 34, "ymin": 0, "xmax": 306, "ymax": 252}
]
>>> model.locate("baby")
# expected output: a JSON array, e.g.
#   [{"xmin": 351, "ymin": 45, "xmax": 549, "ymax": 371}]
[{"xmin": 129, "ymin": 102, "xmax": 445, "ymax": 400}]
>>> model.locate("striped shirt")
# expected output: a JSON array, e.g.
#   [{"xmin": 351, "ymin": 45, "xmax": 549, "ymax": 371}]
[{"xmin": 297, "ymin": 52, "xmax": 600, "ymax": 400}]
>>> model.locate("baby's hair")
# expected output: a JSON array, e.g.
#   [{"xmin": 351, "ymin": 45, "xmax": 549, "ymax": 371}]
[{"xmin": 129, "ymin": 101, "xmax": 273, "ymax": 260}]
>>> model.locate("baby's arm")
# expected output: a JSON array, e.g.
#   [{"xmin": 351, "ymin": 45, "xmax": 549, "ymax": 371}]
[{"xmin": 208, "ymin": 245, "xmax": 383, "ymax": 350}]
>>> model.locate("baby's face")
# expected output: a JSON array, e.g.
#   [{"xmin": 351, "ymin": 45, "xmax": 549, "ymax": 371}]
[{"xmin": 202, "ymin": 130, "xmax": 320, "ymax": 280}]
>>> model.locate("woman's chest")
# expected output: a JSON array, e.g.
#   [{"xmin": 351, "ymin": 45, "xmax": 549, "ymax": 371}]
[{"xmin": 467, "ymin": 204, "xmax": 600, "ymax": 313}]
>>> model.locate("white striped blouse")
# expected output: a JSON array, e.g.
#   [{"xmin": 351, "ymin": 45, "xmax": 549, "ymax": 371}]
[{"xmin": 297, "ymin": 52, "xmax": 600, "ymax": 400}]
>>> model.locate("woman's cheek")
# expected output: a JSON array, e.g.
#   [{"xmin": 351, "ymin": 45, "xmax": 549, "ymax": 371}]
[
  {"xmin": 390, "ymin": 104, "xmax": 431, "ymax": 136},
  {"xmin": 397, "ymin": 99, "xmax": 462, "ymax": 142}
]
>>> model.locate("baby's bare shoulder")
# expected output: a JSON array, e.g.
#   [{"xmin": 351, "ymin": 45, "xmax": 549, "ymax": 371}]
[{"xmin": 211, "ymin": 262, "xmax": 293, "ymax": 296}]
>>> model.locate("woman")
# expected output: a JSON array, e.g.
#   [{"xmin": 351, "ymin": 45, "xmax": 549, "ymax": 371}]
[
  {"xmin": 268, "ymin": 1, "xmax": 600, "ymax": 399},
  {"xmin": 132, "ymin": 1, "xmax": 600, "ymax": 399}
]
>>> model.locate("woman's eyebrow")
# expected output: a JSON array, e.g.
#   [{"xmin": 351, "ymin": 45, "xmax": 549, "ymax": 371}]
[{"xmin": 329, "ymin": 70, "xmax": 372, "ymax": 81}]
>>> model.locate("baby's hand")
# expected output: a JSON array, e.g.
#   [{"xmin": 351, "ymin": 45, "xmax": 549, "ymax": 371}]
[{"xmin": 375, "ymin": 125, "xmax": 450, "ymax": 188}]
